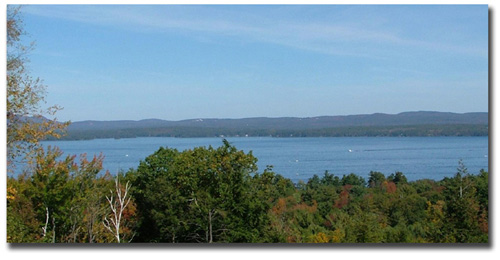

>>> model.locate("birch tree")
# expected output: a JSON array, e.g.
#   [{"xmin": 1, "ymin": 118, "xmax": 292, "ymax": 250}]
[{"xmin": 103, "ymin": 177, "xmax": 133, "ymax": 243}]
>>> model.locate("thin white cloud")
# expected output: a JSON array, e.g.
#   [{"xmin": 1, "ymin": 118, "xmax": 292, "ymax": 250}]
[{"xmin": 23, "ymin": 5, "xmax": 487, "ymax": 58}]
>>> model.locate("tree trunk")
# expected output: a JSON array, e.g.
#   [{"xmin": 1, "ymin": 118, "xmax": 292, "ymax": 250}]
[
  {"xmin": 52, "ymin": 217, "xmax": 56, "ymax": 243},
  {"xmin": 208, "ymin": 210, "xmax": 213, "ymax": 243}
]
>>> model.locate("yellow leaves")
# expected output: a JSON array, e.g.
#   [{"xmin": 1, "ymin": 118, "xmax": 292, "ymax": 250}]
[
  {"xmin": 271, "ymin": 196, "xmax": 317, "ymax": 216},
  {"xmin": 311, "ymin": 232, "xmax": 329, "ymax": 243},
  {"xmin": 426, "ymin": 200, "xmax": 445, "ymax": 224},
  {"xmin": 308, "ymin": 229, "xmax": 346, "ymax": 243},
  {"xmin": 7, "ymin": 6, "xmax": 69, "ymax": 172},
  {"xmin": 7, "ymin": 186, "xmax": 17, "ymax": 201},
  {"xmin": 331, "ymin": 229, "xmax": 345, "ymax": 243}
]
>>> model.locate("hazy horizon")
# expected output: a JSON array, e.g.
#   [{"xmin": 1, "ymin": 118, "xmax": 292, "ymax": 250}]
[
  {"xmin": 20, "ymin": 5, "xmax": 488, "ymax": 122},
  {"xmin": 62, "ymin": 110, "xmax": 487, "ymax": 122}
]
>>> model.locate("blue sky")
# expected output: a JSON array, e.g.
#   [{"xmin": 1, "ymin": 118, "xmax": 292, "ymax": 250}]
[{"xmin": 19, "ymin": 5, "xmax": 488, "ymax": 121}]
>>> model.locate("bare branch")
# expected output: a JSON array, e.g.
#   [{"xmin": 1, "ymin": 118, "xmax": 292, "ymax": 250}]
[{"xmin": 102, "ymin": 176, "xmax": 133, "ymax": 243}]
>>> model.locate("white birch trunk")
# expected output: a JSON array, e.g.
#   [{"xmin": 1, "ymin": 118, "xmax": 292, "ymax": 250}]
[{"xmin": 103, "ymin": 177, "xmax": 132, "ymax": 243}]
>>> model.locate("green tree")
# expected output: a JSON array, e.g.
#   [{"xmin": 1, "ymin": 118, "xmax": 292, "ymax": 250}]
[
  {"xmin": 368, "ymin": 171, "xmax": 386, "ymax": 188},
  {"xmin": 440, "ymin": 162, "xmax": 486, "ymax": 242},
  {"xmin": 128, "ymin": 140, "xmax": 271, "ymax": 243},
  {"xmin": 388, "ymin": 171, "xmax": 408, "ymax": 186},
  {"xmin": 341, "ymin": 173, "xmax": 366, "ymax": 187},
  {"xmin": 7, "ymin": 146, "xmax": 115, "ymax": 243},
  {"xmin": 320, "ymin": 171, "xmax": 340, "ymax": 186},
  {"xmin": 7, "ymin": 175, "xmax": 40, "ymax": 242},
  {"xmin": 423, "ymin": 200, "xmax": 447, "ymax": 242}
]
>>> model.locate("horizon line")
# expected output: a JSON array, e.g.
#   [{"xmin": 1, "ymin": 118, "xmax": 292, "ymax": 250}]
[{"xmin": 64, "ymin": 110, "xmax": 489, "ymax": 123}]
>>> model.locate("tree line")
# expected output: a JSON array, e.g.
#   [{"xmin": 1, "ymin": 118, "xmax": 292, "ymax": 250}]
[
  {"xmin": 54, "ymin": 124, "xmax": 488, "ymax": 141},
  {"xmin": 7, "ymin": 140, "xmax": 489, "ymax": 243}
]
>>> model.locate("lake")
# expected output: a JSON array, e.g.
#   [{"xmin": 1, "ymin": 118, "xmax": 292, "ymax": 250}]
[{"xmin": 40, "ymin": 136, "xmax": 489, "ymax": 182}]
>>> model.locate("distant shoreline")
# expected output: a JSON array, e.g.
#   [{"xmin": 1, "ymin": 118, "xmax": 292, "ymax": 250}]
[
  {"xmin": 45, "ymin": 111, "xmax": 488, "ymax": 141},
  {"xmin": 45, "ymin": 135, "xmax": 490, "ymax": 143},
  {"xmin": 50, "ymin": 124, "xmax": 488, "ymax": 141}
]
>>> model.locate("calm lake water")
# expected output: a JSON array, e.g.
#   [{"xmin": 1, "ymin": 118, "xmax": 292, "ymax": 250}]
[{"xmin": 40, "ymin": 136, "xmax": 489, "ymax": 182}]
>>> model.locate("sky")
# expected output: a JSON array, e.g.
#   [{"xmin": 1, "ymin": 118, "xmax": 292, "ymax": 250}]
[{"xmin": 16, "ymin": 4, "xmax": 488, "ymax": 121}]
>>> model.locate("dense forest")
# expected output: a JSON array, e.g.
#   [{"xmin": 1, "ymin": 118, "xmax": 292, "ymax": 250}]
[
  {"xmin": 7, "ymin": 140, "xmax": 489, "ymax": 243},
  {"xmin": 55, "ymin": 124, "xmax": 488, "ymax": 140}
]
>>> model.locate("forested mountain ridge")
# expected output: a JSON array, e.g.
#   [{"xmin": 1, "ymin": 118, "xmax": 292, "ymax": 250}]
[
  {"xmin": 57, "ymin": 111, "xmax": 488, "ymax": 140},
  {"xmin": 68, "ymin": 111, "xmax": 488, "ymax": 131}
]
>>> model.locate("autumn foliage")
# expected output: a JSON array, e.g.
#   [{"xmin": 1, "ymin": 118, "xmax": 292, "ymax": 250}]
[{"xmin": 6, "ymin": 6, "xmax": 488, "ymax": 244}]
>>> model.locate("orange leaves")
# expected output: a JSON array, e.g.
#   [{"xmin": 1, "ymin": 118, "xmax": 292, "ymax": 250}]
[
  {"xmin": 382, "ymin": 181, "xmax": 397, "ymax": 194},
  {"xmin": 272, "ymin": 197, "xmax": 288, "ymax": 215},
  {"xmin": 293, "ymin": 200, "xmax": 317, "ymax": 213},
  {"xmin": 478, "ymin": 210, "xmax": 488, "ymax": 234},
  {"xmin": 269, "ymin": 196, "xmax": 319, "ymax": 243},
  {"xmin": 122, "ymin": 200, "xmax": 137, "ymax": 221},
  {"xmin": 78, "ymin": 153, "xmax": 105, "ymax": 174},
  {"xmin": 334, "ymin": 187, "xmax": 350, "ymax": 209},
  {"xmin": 271, "ymin": 196, "xmax": 318, "ymax": 216}
]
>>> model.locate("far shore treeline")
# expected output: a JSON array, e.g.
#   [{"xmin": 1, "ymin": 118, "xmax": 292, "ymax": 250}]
[
  {"xmin": 55, "ymin": 124, "xmax": 488, "ymax": 140},
  {"xmin": 50, "ymin": 111, "xmax": 488, "ymax": 140}
]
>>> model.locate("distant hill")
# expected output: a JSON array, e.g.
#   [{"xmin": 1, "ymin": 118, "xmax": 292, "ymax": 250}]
[
  {"xmin": 68, "ymin": 111, "xmax": 488, "ymax": 130},
  {"xmin": 59, "ymin": 111, "xmax": 488, "ymax": 140}
]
